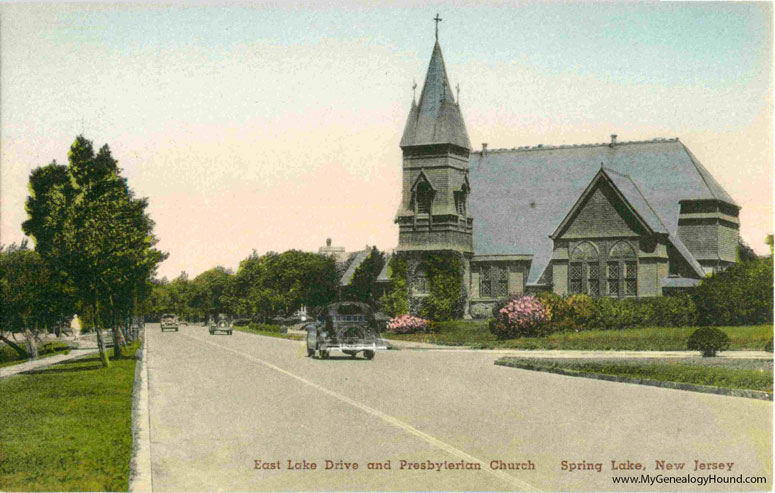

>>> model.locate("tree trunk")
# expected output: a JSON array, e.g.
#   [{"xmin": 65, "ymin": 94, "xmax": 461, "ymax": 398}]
[
  {"xmin": 94, "ymin": 298, "xmax": 110, "ymax": 368},
  {"xmin": 23, "ymin": 329, "xmax": 39, "ymax": 360},
  {"xmin": 0, "ymin": 334, "xmax": 29, "ymax": 359}
]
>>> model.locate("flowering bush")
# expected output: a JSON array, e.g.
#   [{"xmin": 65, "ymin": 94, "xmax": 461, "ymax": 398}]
[
  {"xmin": 489, "ymin": 295, "xmax": 549, "ymax": 339},
  {"xmin": 387, "ymin": 314, "xmax": 430, "ymax": 334}
]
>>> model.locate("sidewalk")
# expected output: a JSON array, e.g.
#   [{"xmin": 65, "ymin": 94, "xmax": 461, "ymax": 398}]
[{"xmin": 0, "ymin": 348, "xmax": 100, "ymax": 379}]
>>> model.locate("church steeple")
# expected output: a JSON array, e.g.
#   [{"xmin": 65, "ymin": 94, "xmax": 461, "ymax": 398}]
[
  {"xmin": 400, "ymin": 41, "xmax": 471, "ymax": 150},
  {"xmin": 395, "ymin": 31, "xmax": 473, "ymax": 256}
]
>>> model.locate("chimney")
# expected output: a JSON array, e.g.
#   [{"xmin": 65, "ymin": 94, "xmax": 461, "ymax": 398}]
[
  {"xmin": 609, "ymin": 134, "xmax": 618, "ymax": 147},
  {"xmin": 481, "ymin": 143, "xmax": 488, "ymax": 155}
]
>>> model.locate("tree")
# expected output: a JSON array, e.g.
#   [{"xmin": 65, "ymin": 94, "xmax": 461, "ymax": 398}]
[
  {"xmin": 23, "ymin": 136, "xmax": 167, "ymax": 366},
  {"xmin": 192, "ymin": 267, "xmax": 233, "ymax": 320},
  {"xmin": 737, "ymin": 238, "xmax": 758, "ymax": 262},
  {"xmin": 343, "ymin": 247, "xmax": 386, "ymax": 304},
  {"xmin": 0, "ymin": 242, "xmax": 74, "ymax": 359}
]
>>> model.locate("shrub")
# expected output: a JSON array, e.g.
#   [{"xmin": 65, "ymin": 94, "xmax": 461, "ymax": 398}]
[
  {"xmin": 378, "ymin": 256, "xmax": 408, "ymax": 317},
  {"xmin": 489, "ymin": 295, "xmax": 549, "ymax": 339},
  {"xmin": 247, "ymin": 322, "xmax": 285, "ymax": 333},
  {"xmin": 421, "ymin": 253, "xmax": 465, "ymax": 321},
  {"xmin": 765, "ymin": 337, "xmax": 773, "ymax": 353},
  {"xmin": 387, "ymin": 315, "xmax": 430, "ymax": 334},
  {"xmin": 592, "ymin": 297, "xmax": 633, "ymax": 330},
  {"xmin": 638, "ymin": 295, "xmax": 697, "ymax": 327},
  {"xmin": 686, "ymin": 327, "xmax": 730, "ymax": 357},
  {"xmin": 693, "ymin": 257, "xmax": 773, "ymax": 326}
]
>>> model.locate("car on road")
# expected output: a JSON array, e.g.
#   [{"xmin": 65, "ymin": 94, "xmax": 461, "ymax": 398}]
[
  {"xmin": 160, "ymin": 313, "xmax": 179, "ymax": 332},
  {"xmin": 209, "ymin": 314, "xmax": 233, "ymax": 335},
  {"xmin": 306, "ymin": 302, "xmax": 387, "ymax": 360}
]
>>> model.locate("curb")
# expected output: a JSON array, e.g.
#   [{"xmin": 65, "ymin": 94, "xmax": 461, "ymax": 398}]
[
  {"xmin": 494, "ymin": 358, "xmax": 774, "ymax": 401},
  {"xmin": 129, "ymin": 329, "xmax": 153, "ymax": 492}
]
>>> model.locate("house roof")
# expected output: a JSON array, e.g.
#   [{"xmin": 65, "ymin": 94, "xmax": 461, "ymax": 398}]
[
  {"xmin": 469, "ymin": 138, "xmax": 736, "ymax": 283},
  {"xmin": 400, "ymin": 41, "xmax": 470, "ymax": 150},
  {"xmin": 339, "ymin": 250, "xmax": 370, "ymax": 287},
  {"xmin": 376, "ymin": 253, "xmax": 392, "ymax": 283}
]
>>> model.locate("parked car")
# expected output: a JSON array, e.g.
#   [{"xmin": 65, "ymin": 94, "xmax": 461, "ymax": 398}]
[
  {"xmin": 209, "ymin": 314, "xmax": 233, "ymax": 335},
  {"xmin": 306, "ymin": 302, "xmax": 387, "ymax": 360},
  {"xmin": 160, "ymin": 313, "xmax": 179, "ymax": 332}
]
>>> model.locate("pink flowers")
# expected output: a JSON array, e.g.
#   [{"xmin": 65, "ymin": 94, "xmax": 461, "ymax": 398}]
[
  {"xmin": 387, "ymin": 314, "xmax": 430, "ymax": 334},
  {"xmin": 490, "ymin": 295, "xmax": 549, "ymax": 339}
]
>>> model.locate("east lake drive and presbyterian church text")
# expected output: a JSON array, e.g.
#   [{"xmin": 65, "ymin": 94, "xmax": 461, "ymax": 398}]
[{"xmin": 253, "ymin": 459, "xmax": 536, "ymax": 472}]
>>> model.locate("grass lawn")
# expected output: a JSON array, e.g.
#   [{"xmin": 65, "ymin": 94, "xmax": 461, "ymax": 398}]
[
  {"xmin": 0, "ymin": 341, "xmax": 141, "ymax": 492},
  {"xmin": 233, "ymin": 326, "xmax": 304, "ymax": 341},
  {"xmin": 385, "ymin": 320, "xmax": 773, "ymax": 351},
  {"xmin": 0, "ymin": 341, "xmax": 71, "ymax": 369},
  {"xmin": 496, "ymin": 357, "xmax": 774, "ymax": 393}
]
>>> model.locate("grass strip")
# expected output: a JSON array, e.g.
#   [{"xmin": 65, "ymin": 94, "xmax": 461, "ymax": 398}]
[
  {"xmin": 0, "ymin": 341, "xmax": 71, "ymax": 368},
  {"xmin": 386, "ymin": 321, "xmax": 772, "ymax": 351},
  {"xmin": 497, "ymin": 357, "xmax": 773, "ymax": 393},
  {"xmin": 233, "ymin": 326, "xmax": 303, "ymax": 341},
  {"xmin": 0, "ymin": 341, "xmax": 141, "ymax": 492}
]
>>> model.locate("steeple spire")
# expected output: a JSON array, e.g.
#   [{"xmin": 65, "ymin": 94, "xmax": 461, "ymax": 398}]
[{"xmin": 400, "ymin": 38, "xmax": 470, "ymax": 150}]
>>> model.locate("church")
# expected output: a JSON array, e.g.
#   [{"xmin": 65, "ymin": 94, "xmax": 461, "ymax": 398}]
[{"xmin": 387, "ymin": 31, "xmax": 740, "ymax": 318}]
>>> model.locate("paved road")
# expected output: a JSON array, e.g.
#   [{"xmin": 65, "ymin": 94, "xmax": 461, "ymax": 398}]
[{"xmin": 145, "ymin": 324, "xmax": 772, "ymax": 491}]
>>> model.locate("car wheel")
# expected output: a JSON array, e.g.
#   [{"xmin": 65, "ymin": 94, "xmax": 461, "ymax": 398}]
[
  {"xmin": 364, "ymin": 350, "xmax": 375, "ymax": 360},
  {"xmin": 319, "ymin": 350, "xmax": 329, "ymax": 359}
]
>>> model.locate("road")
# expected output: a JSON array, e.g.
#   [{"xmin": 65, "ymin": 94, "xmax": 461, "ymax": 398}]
[{"xmin": 145, "ymin": 323, "xmax": 772, "ymax": 491}]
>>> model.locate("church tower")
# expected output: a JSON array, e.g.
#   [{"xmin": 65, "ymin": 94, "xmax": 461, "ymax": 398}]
[
  {"xmin": 395, "ymin": 34, "xmax": 473, "ymax": 254},
  {"xmin": 394, "ymin": 19, "xmax": 473, "ymax": 318}
]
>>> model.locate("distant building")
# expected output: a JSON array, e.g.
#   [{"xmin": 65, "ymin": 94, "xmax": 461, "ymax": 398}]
[{"xmin": 389, "ymin": 35, "xmax": 739, "ymax": 318}]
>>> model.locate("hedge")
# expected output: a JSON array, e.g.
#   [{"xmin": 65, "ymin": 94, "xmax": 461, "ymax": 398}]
[
  {"xmin": 534, "ymin": 292, "xmax": 697, "ymax": 332},
  {"xmin": 693, "ymin": 257, "xmax": 773, "ymax": 326}
]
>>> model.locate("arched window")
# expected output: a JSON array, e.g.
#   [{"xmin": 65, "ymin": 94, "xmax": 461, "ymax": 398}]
[
  {"xmin": 416, "ymin": 182, "xmax": 433, "ymax": 215},
  {"xmin": 608, "ymin": 241, "xmax": 637, "ymax": 297},
  {"xmin": 414, "ymin": 264, "xmax": 429, "ymax": 295},
  {"xmin": 570, "ymin": 242, "xmax": 600, "ymax": 296}
]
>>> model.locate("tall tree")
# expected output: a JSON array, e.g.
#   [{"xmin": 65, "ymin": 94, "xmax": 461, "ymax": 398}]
[{"xmin": 24, "ymin": 136, "xmax": 166, "ymax": 366}]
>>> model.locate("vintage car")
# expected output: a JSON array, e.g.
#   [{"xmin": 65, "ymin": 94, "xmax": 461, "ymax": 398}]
[
  {"xmin": 160, "ymin": 313, "xmax": 179, "ymax": 332},
  {"xmin": 209, "ymin": 314, "xmax": 233, "ymax": 335},
  {"xmin": 305, "ymin": 302, "xmax": 387, "ymax": 360}
]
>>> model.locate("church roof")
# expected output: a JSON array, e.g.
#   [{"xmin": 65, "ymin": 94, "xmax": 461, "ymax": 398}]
[
  {"xmin": 400, "ymin": 42, "xmax": 470, "ymax": 150},
  {"xmin": 470, "ymin": 138, "xmax": 736, "ymax": 283}
]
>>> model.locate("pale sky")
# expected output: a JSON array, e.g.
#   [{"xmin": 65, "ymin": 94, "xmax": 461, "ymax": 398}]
[{"xmin": 1, "ymin": 2, "xmax": 772, "ymax": 280}]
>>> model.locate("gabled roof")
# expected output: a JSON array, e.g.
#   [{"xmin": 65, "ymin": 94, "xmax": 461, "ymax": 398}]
[
  {"xmin": 469, "ymin": 139, "xmax": 735, "ymax": 283},
  {"xmin": 400, "ymin": 42, "xmax": 470, "ymax": 150},
  {"xmin": 551, "ymin": 167, "xmax": 668, "ymax": 239}
]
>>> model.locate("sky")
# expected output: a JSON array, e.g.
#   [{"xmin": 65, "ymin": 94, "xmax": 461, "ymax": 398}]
[{"xmin": 1, "ymin": 2, "xmax": 772, "ymax": 280}]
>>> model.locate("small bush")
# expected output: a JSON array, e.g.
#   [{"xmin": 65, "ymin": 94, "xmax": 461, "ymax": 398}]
[
  {"xmin": 686, "ymin": 327, "xmax": 730, "ymax": 357},
  {"xmin": 765, "ymin": 337, "xmax": 773, "ymax": 353},
  {"xmin": 489, "ymin": 295, "xmax": 549, "ymax": 339},
  {"xmin": 387, "ymin": 315, "xmax": 430, "ymax": 334}
]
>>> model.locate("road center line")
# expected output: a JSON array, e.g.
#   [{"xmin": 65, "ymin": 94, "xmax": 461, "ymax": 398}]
[{"xmin": 180, "ymin": 332, "xmax": 540, "ymax": 492}]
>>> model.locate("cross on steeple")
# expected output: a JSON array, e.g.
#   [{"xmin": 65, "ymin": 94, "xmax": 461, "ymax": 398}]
[{"xmin": 434, "ymin": 13, "xmax": 442, "ymax": 41}]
